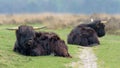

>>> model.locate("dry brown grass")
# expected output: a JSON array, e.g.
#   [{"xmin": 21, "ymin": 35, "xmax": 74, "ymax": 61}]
[{"xmin": 0, "ymin": 13, "xmax": 120, "ymax": 35}]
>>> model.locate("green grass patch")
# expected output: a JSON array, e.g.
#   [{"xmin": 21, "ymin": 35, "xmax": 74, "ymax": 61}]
[
  {"xmin": 93, "ymin": 35, "xmax": 120, "ymax": 68},
  {"xmin": 0, "ymin": 24, "xmax": 79, "ymax": 68}
]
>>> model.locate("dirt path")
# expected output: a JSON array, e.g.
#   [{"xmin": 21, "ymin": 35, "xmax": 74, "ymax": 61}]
[
  {"xmin": 80, "ymin": 47, "xmax": 97, "ymax": 68},
  {"xmin": 68, "ymin": 47, "xmax": 97, "ymax": 68}
]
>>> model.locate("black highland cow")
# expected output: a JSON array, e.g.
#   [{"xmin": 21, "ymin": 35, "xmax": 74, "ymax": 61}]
[
  {"xmin": 67, "ymin": 27, "xmax": 100, "ymax": 46},
  {"xmin": 67, "ymin": 20, "xmax": 105, "ymax": 46},
  {"xmin": 78, "ymin": 20, "xmax": 105, "ymax": 37},
  {"xmin": 14, "ymin": 25, "xmax": 71, "ymax": 58}
]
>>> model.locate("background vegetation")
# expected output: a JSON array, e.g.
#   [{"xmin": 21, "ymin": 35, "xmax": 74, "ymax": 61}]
[{"xmin": 0, "ymin": 13, "xmax": 120, "ymax": 35}]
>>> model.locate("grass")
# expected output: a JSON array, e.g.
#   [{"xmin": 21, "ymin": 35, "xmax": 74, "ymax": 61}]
[
  {"xmin": 93, "ymin": 35, "xmax": 120, "ymax": 68},
  {"xmin": 0, "ymin": 24, "xmax": 79, "ymax": 68}
]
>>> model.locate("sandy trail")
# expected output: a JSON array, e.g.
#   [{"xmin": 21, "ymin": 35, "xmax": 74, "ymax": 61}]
[
  {"xmin": 69, "ymin": 47, "xmax": 97, "ymax": 68},
  {"xmin": 80, "ymin": 47, "xmax": 97, "ymax": 68}
]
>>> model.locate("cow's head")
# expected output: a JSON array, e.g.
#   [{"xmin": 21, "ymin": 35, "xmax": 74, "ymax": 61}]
[
  {"xmin": 91, "ymin": 20, "xmax": 105, "ymax": 37},
  {"xmin": 16, "ymin": 25, "xmax": 35, "ymax": 48}
]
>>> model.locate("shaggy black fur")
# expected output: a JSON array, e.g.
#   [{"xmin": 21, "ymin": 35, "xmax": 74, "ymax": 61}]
[
  {"xmin": 67, "ymin": 27, "xmax": 100, "ymax": 46},
  {"xmin": 35, "ymin": 32, "xmax": 72, "ymax": 58}
]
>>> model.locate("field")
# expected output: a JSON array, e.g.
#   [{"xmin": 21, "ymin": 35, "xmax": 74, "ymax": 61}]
[{"xmin": 0, "ymin": 23, "xmax": 120, "ymax": 68}]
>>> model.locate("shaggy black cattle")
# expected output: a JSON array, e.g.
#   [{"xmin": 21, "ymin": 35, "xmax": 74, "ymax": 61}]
[
  {"xmin": 67, "ymin": 20, "xmax": 105, "ymax": 46},
  {"xmin": 35, "ymin": 32, "xmax": 72, "ymax": 58},
  {"xmin": 13, "ymin": 25, "xmax": 71, "ymax": 57},
  {"xmin": 13, "ymin": 25, "xmax": 47, "ymax": 56},
  {"xmin": 78, "ymin": 20, "xmax": 105, "ymax": 37},
  {"xmin": 67, "ymin": 27, "xmax": 100, "ymax": 46}
]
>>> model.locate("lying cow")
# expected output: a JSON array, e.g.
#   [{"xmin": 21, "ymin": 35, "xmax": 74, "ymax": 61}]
[
  {"xmin": 67, "ymin": 27, "xmax": 99, "ymax": 46},
  {"xmin": 67, "ymin": 20, "xmax": 105, "ymax": 46},
  {"xmin": 77, "ymin": 20, "xmax": 105, "ymax": 37},
  {"xmin": 13, "ymin": 25, "xmax": 71, "ymax": 58}
]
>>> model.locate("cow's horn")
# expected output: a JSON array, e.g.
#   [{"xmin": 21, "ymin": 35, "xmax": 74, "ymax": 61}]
[
  {"xmin": 6, "ymin": 26, "xmax": 47, "ymax": 30},
  {"xmin": 6, "ymin": 27, "xmax": 18, "ymax": 30},
  {"xmin": 101, "ymin": 21, "xmax": 107, "ymax": 23},
  {"xmin": 33, "ymin": 26, "xmax": 47, "ymax": 30},
  {"xmin": 90, "ymin": 18, "xmax": 94, "ymax": 22}
]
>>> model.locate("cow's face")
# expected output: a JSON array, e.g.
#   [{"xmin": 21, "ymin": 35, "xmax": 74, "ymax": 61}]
[
  {"xmin": 95, "ymin": 22, "xmax": 105, "ymax": 37},
  {"xmin": 16, "ymin": 25, "xmax": 35, "ymax": 48}
]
